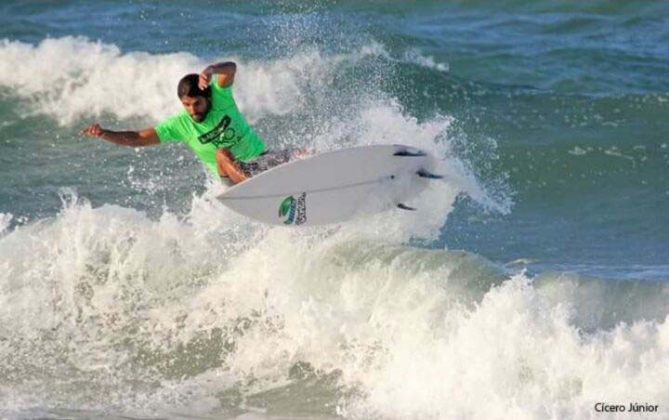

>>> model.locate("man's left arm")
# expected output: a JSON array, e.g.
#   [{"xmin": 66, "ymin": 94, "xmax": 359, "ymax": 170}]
[{"xmin": 198, "ymin": 62, "xmax": 237, "ymax": 90}]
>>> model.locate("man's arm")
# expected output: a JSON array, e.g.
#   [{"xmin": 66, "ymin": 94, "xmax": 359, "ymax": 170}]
[
  {"xmin": 198, "ymin": 62, "xmax": 237, "ymax": 90},
  {"xmin": 80, "ymin": 123, "xmax": 160, "ymax": 147}
]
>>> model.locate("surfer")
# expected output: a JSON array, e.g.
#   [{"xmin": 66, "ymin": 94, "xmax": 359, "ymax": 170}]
[{"xmin": 80, "ymin": 62, "xmax": 293, "ymax": 184}]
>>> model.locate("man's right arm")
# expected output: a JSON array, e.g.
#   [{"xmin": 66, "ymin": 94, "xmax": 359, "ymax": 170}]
[{"xmin": 80, "ymin": 123, "xmax": 160, "ymax": 147}]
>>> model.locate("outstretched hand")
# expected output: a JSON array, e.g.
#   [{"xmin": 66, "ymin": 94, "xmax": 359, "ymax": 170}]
[
  {"xmin": 198, "ymin": 66, "xmax": 213, "ymax": 90},
  {"xmin": 80, "ymin": 123, "xmax": 105, "ymax": 138}
]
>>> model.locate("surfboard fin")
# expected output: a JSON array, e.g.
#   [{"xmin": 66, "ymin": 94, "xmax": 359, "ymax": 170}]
[
  {"xmin": 397, "ymin": 203, "xmax": 416, "ymax": 211},
  {"xmin": 417, "ymin": 169, "xmax": 444, "ymax": 179},
  {"xmin": 394, "ymin": 149, "xmax": 427, "ymax": 157}
]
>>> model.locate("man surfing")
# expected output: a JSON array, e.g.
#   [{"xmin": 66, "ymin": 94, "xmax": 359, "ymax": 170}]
[{"xmin": 81, "ymin": 62, "xmax": 293, "ymax": 184}]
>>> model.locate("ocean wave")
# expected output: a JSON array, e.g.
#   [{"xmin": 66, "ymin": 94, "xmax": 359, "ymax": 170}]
[
  {"xmin": 0, "ymin": 37, "xmax": 390, "ymax": 126},
  {"xmin": 0, "ymin": 194, "xmax": 666, "ymax": 417}
]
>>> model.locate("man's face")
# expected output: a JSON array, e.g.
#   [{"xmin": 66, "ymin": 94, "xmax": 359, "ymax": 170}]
[{"xmin": 180, "ymin": 95, "xmax": 210, "ymax": 122}]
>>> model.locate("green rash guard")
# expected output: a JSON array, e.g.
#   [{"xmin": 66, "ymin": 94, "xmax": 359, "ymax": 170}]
[{"xmin": 155, "ymin": 79, "xmax": 265, "ymax": 176}]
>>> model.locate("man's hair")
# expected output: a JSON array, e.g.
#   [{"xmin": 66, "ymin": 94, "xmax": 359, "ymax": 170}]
[{"xmin": 177, "ymin": 74, "xmax": 211, "ymax": 99}]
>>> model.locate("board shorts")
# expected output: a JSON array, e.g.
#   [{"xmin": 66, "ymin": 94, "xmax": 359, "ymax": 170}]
[{"xmin": 237, "ymin": 149, "xmax": 297, "ymax": 178}]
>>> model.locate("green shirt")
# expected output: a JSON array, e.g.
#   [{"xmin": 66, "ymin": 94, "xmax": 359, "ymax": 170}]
[{"xmin": 155, "ymin": 81, "xmax": 265, "ymax": 176}]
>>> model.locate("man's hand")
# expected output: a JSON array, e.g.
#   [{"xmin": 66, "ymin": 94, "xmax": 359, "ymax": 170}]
[
  {"xmin": 80, "ymin": 123, "xmax": 105, "ymax": 138},
  {"xmin": 199, "ymin": 62, "xmax": 236, "ymax": 88},
  {"xmin": 199, "ymin": 66, "xmax": 213, "ymax": 90}
]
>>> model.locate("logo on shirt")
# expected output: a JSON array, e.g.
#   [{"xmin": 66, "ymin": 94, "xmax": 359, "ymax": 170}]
[
  {"xmin": 278, "ymin": 193, "xmax": 307, "ymax": 225},
  {"xmin": 198, "ymin": 115, "xmax": 233, "ymax": 146}
]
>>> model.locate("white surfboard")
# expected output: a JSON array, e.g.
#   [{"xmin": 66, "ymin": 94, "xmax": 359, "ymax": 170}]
[{"xmin": 216, "ymin": 144, "xmax": 441, "ymax": 226}]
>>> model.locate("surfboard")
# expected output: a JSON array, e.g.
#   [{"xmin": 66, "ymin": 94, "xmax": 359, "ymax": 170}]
[{"xmin": 216, "ymin": 144, "xmax": 442, "ymax": 226}]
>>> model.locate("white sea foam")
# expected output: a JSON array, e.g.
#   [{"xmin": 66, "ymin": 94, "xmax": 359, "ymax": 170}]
[
  {"xmin": 0, "ymin": 191, "xmax": 667, "ymax": 418},
  {"xmin": 337, "ymin": 276, "xmax": 669, "ymax": 419},
  {"xmin": 0, "ymin": 37, "xmax": 194, "ymax": 124},
  {"xmin": 0, "ymin": 213, "xmax": 11, "ymax": 234},
  {"xmin": 0, "ymin": 37, "xmax": 388, "ymax": 126}
]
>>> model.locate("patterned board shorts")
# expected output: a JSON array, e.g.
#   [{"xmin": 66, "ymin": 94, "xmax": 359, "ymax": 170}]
[{"xmin": 237, "ymin": 149, "xmax": 297, "ymax": 178}]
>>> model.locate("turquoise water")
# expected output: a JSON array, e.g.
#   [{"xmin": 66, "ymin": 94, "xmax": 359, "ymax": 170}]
[{"xmin": 0, "ymin": 1, "xmax": 668, "ymax": 418}]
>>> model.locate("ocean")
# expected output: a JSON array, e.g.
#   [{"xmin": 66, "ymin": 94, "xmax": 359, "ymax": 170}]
[{"xmin": 0, "ymin": 1, "xmax": 668, "ymax": 418}]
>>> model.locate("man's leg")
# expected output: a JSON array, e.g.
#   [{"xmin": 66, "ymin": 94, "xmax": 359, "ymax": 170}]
[{"xmin": 215, "ymin": 149, "xmax": 247, "ymax": 185}]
